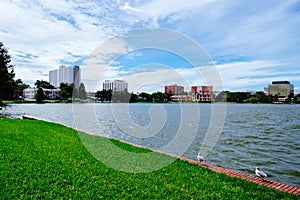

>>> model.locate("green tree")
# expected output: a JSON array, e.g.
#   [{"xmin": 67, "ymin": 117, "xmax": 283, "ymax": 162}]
[
  {"xmin": 60, "ymin": 90, "xmax": 70, "ymax": 101},
  {"xmin": 225, "ymin": 91, "xmax": 234, "ymax": 102},
  {"xmin": 295, "ymin": 94, "xmax": 300, "ymax": 104},
  {"xmin": 35, "ymin": 87, "xmax": 45, "ymax": 103},
  {"xmin": 15, "ymin": 79, "xmax": 22, "ymax": 84},
  {"xmin": 15, "ymin": 79, "xmax": 29, "ymax": 98},
  {"xmin": 129, "ymin": 92, "xmax": 139, "ymax": 103},
  {"xmin": 59, "ymin": 82, "xmax": 74, "ymax": 100},
  {"xmin": 249, "ymin": 96, "xmax": 258, "ymax": 103},
  {"xmin": 214, "ymin": 91, "xmax": 227, "ymax": 102},
  {"xmin": 285, "ymin": 94, "xmax": 293, "ymax": 103},
  {"xmin": 267, "ymin": 95, "xmax": 274, "ymax": 103},
  {"xmin": 274, "ymin": 94, "xmax": 279, "ymax": 103},
  {"xmin": 78, "ymin": 83, "xmax": 86, "ymax": 100},
  {"xmin": 96, "ymin": 89, "xmax": 112, "ymax": 102},
  {"xmin": 35, "ymin": 80, "xmax": 54, "ymax": 89},
  {"xmin": 138, "ymin": 92, "xmax": 152, "ymax": 102},
  {"xmin": 0, "ymin": 42, "xmax": 16, "ymax": 102},
  {"xmin": 255, "ymin": 91, "xmax": 270, "ymax": 103},
  {"xmin": 111, "ymin": 90, "xmax": 133, "ymax": 103},
  {"xmin": 151, "ymin": 92, "xmax": 169, "ymax": 103}
]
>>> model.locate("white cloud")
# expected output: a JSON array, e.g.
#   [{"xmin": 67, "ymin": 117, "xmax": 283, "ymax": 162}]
[
  {"xmin": 0, "ymin": 0, "xmax": 125, "ymax": 84},
  {"xmin": 118, "ymin": 0, "xmax": 217, "ymax": 27},
  {"xmin": 0, "ymin": 0, "xmax": 299, "ymax": 92},
  {"xmin": 81, "ymin": 36, "xmax": 131, "ymax": 91},
  {"xmin": 119, "ymin": 2, "xmax": 142, "ymax": 13},
  {"xmin": 177, "ymin": 0, "xmax": 300, "ymax": 61},
  {"xmin": 215, "ymin": 60, "xmax": 300, "ymax": 91},
  {"xmin": 137, "ymin": 0, "xmax": 215, "ymax": 19},
  {"xmin": 80, "ymin": 28, "xmax": 221, "ymax": 92}
]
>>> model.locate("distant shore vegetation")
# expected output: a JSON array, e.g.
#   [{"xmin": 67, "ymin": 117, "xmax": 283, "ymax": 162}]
[{"xmin": 2, "ymin": 89, "xmax": 300, "ymax": 104}]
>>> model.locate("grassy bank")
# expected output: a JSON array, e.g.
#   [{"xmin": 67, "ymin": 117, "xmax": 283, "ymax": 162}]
[
  {"xmin": 0, "ymin": 119, "xmax": 297, "ymax": 199},
  {"xmin": 2, "ymin": 100, "xmax": 63, "ymax": 104}
]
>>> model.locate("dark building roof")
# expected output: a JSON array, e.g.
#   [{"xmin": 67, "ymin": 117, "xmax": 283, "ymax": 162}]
[{"xmin": 272, "ymin": 81, "xmax": 290, "ymax": 84}]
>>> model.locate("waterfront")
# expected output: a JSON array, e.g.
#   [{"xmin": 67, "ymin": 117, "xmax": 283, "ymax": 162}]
[{"xmin": 2, "ymin": 103, "xmax": 300, "ymax": 187}]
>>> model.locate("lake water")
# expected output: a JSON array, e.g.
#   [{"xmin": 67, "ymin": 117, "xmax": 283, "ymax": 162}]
[{"xmin": 2, "ymin": 103, "xmax": 300, "ymax": 187}]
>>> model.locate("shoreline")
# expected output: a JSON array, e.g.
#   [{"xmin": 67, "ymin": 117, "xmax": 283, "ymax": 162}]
[
  {"xmin": 22, "ymin": 114, "xmax": 300, "ymax": 195},
  {"xmin": 1, "ymin": 117, "xmax": 297, "ymax": 199},
  {"xmin": 2, "ymin": 99, "xmax": 300, "ymax": 105}
]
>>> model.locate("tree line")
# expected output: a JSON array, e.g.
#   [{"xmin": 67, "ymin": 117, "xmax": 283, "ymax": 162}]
[
  {"xmin": 95, "ymin": 90, "xmax": 171, "ymax": 103},
  {"xmin": 215, "ymin": 91, "xmax": 299, "ymax": 104}
]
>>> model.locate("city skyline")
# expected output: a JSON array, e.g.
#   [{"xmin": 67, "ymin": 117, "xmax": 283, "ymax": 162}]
[
  {"xmin": 47, "ymin": 69, "xmax": 298, "ymax": 96},
  {"xmin": 31, "ymin": 63, "xmax": 298, "ymax": 95},
  {"xmin": 1, "ymin": 1, "xmax": 299, "ymax": 93}
]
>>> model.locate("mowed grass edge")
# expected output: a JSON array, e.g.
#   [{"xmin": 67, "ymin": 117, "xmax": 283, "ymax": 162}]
[{"xmin": 0, "ymin": 118, "xmax": 297, "ymax": 199}]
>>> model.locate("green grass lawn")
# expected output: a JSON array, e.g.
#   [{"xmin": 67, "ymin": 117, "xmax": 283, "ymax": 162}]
[
  {"xmin": 2, "ymin": 100, "xmax": 62, "ymax": 104},
  {"xmin": 0, "ymin": 118, "xmax": 297, "ymax": 199}
]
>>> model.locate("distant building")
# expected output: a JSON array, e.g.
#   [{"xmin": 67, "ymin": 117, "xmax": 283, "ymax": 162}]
[
  {"xmin": 170, "ymin": 94, "xmax": 192, "ymax": 101},
  {"xmin": 23, "ymin": 88, "xmax": 36, "ymax": 99},
  {"xmin": 103, "ymin": 80, "xmax": 128, "ymax": 92},
  {"xmin": 268, "ymin": 81, "xmax": 294, "ymax": 97},
  {"xmin": 49, "ymin": 65, "xmax": 81, "ymax": 88},
  {"xmin": 23, "ymin": 88, "xmax": 61, "ymax": 100},
  {"xmin": 264, "ymin": 87, "xmax": 269, "ymax": 96},
  {"xmin": 86, "ymin": 92, "xmax": 96, "ymax": 99},
  {"xmin": 190, "ymin": 85, "xmax": 214, "ymax": 102},
  {"xmin": 165, "ymin": 84, "xmax": 184, "ymax": 94}
]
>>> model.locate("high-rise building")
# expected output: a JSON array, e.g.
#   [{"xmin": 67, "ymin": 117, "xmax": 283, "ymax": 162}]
[
  {"xmin": 103, "ymin": 80, "xmax": 128, "ymax": 92},
  {"xmin": 49, "ymin": 65, "xmax": 81, "ymax": 88},
  {"xmin": 191, "ymin": 85, "xmax": 214, "ymax": 102},
  {"xmin": 268, "ymin": 81, "xmax": 294, "ymax": 97},
  {"xmin": 164, "ymin": 84, "xmax": 184, "ymax": 94}
]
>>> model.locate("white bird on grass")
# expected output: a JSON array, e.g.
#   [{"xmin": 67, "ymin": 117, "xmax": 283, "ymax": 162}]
[
  {"xmin": 197, "ymin": 153, "xmax": 206, "ymax": 163},
  {"xmin": 255, "ymin": 167, "xmax": 267, "ymax": 180}
]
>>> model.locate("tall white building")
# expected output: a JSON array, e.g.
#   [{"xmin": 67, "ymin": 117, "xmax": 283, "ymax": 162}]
[
  {"xmin": 103, "ymin": 80, "xmax": 128, "ymax": 92},
  {"xmin": 49, "ymin": 65, "xmax": 81, "ymax": 88}
]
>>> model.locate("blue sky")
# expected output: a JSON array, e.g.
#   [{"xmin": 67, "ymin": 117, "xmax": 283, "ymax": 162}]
[{"xmin": 1, "ymin": 0, "xmax": 299, "ymax": 92}]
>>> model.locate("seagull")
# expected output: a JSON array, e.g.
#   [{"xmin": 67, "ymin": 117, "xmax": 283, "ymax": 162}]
[
  {"xmin": 197, "ymin": 153, "xmax": 206, "ymax": 163},
  {"xmin": 255, "ymin": 167, "xmax": 267, "ymax": 180}
]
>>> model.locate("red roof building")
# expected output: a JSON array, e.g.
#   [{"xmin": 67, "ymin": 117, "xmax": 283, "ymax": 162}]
[
  {"xmin": 165, "ymin": 84, "xmax": 184, "ymax": 94},
  {"xmin": 190, "ymin": 85, "xmax": 214, "ymax": 102}
]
